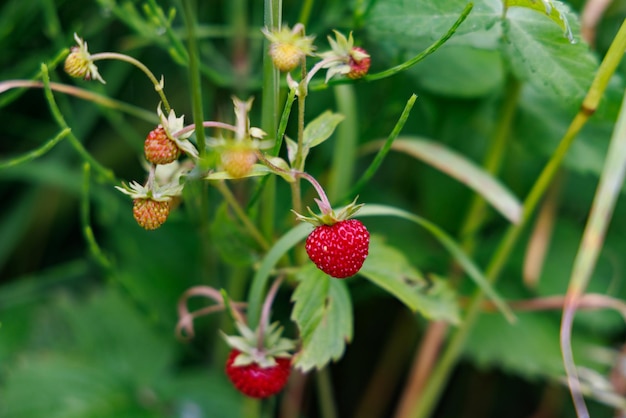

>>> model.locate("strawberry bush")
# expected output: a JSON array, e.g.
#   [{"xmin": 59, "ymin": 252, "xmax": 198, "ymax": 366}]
[{"xmin": 2, "ymin": 0, "xmax": 626, "ymax": 417}]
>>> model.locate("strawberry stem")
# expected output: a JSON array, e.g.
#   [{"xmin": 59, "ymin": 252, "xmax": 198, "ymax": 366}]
[
  {"xmin": 296, "ymin": 171, "xmax": 333, "ymax": 215},
  {"xmin": 173, "ymin": 121, "xmax": 238, "ymax": 139},
  {"xmin": 90, "ymin": 52, "xmax": 172, "ymax": 114},
  {"xmin": 257, "ymin": 275, "xmax": 284, "ymax": 350}
]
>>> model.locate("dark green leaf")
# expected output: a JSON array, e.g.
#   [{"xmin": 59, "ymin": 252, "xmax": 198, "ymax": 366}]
[
  {"xmin": 210, "ymin": 203, "xmax": 257, "ymax": 267},
  {"xmin": 359, "ymin": 236, "xmax": 460, "ymax": 324},
  {"xmin": 291, "ymin": 265, "xmax": 353, "ymax": 372}
]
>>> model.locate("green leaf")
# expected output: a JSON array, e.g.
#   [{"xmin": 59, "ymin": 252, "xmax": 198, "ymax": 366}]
[
  {"xmin": 359, "ymin": 236, "xmax": 460, "ymax": 324},
  {"xmin": 204, "ymin": 164, "xmax": 271, "ymax": 180},
  {"xmin": 358, "ymin": 204, "xmax": 515, "ymax": 322},
  {"xmin": 505, "ymin": 0, "xmax": 574, "ymax": 41},
  {"xmin": 210, "ymin": 203, "xmax": 257, "ymax": 267},
  {"xmin": 367, "ymin": 0, "xmax": 500, "ymax": 47},
  {"xmin": 247, "ymin": 222, "xmax": 313, "ymax": 327},
  {"xmin": 368, "ymin": 137, "xmax": 522, "ymax": 224},
  {"xmin": 502, "ymin": 4, "xmax": 598, "ymax": 101},
  {"xmin": 367, "ymin": 0, "xmax": 598, "ymax": 101},
  {"xmin": 409, "ymin": 45, "xmax": 505, "ymax": 97},
  {"xmin": 248, "ymin": 203, "xmax": 514, "ymax": 326},
  {"xmin": 291, "ymin": 265, "xmax": 353, "ymax": 372},
  {"xmin": 303, "ymin": 110, "xmax": 345, "ymax": 148}
]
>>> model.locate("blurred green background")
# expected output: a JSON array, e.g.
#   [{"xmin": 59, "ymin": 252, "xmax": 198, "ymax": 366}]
[{"xmin": 2, "ymin": 0, "xmax": 626, "ymax": 417}]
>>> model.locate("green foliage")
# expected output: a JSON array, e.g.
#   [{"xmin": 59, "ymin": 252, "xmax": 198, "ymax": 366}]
[
  {"xmin": 367, "ymin": 0, "xmax": 598, "ymax": 103},
  {"xmin": 360, "ymin": 236, "xmax": 461, "ymax": 324},
  {"xmin": 1, "ymin": 289, "xmax": 241, "ymax": 418},
  {"xmin": 291, "ymin": 265, "xmax": 353, "ymax": 372},
  {"xmin": 2, "ymin": 0, "xmax": 626, "ymax": 416}
]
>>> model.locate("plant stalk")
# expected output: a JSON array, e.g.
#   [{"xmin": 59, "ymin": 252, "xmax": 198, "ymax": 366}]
[{"xmin": 409, "ymin": 18, "xmax": 626, "ymax": 418}]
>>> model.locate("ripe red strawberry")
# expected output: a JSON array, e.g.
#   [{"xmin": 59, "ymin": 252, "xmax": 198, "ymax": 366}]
[
  {"xmin": 347, "ymin": 47, "xmax": 371, "ymax": 79},
  {"xmin": 144, "ymin": 127, "xmax": 181, "ymax": 165},
  {"xmin": 305, "ymin": 219, "xmax": 370, "ymax": 278},
  {"xmin": 221, "ymin": 145, "xmax": 257, "ymax": 178},
  {"xmin": 133, "ymin": 198, "xmax": 170, "ymax": 230},
  {"xmin": 226, "ymin": 349, "xmax": 291, "ymax": 398}
]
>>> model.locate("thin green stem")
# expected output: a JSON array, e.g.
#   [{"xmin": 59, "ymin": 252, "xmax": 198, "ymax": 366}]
[
  {"xmin": 310, "ymin": 3, "xmax": 473, "ymax": 91},
  {"xmin": 181, "ymin": 0, "xmax": 206, "ymax": 157},
  {"xmin": 214, "ymin": 181, "xmax": 270, "ymax": 251},
  {"xmin": 0, "ymin": 128, "xmax": 70, "ymax": 169},
  {"xmin": 40, "ymin": 65, "xmax": 116, "ymax": 184},
  {"xmin": 410, "ymin": 17, "xmax": 626, "ymax": 418},
  {"xmin": 259, "ymin": 0, "xmax": 282, "ymax": 243},
  {"xmin": 294, "ymin": 80, "xmax": 308, "ymax": 171},
  {"xmin": 317, "ymin": 368, "xmax": 339, "ymax": 418},
  {"xmin": 81, "ymin": 163, "xmax": 113, "ymax": 270},
  {"xmin": 345, "ymin": 94, "xmax": 417, "ymax": 201},
  {"xmin": 91, "ymin": 52, "xmax": 171, "ymax": 113},
  {"xmin": 328, "ymin": 84, "xmax": 358, "ymax": 202},
  {"xmin": 298, "ymin": 0, "xmax": 315, "ymax": 27}
]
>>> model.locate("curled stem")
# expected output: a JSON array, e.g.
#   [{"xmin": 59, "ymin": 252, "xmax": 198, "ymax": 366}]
[
  {"xmin": 90, "ymin": 52, "xmax": 172, "ymax": 113},
  {"xmin": 176, "ymin": 285, "xmax": 247, "ymax": 340}
]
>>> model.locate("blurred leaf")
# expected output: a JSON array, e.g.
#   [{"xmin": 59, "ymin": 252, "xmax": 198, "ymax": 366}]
[
  {"xmin": 210, "ymin": 203, "xmax": 256, "ymax": 267},
  {"xmin": 291, "ymin": 265, "xmax": 353, "ymax": 372},
  {"xmin": 304, "ymin": 111, "xmax": 345, "ymax": 148},
  {"xmin": 465, "ymin": 311, "xmax": 566, "ymax": 379},
  {"xmin": 57, "ymin": 289, "xmax": 175, "ymax": 383},
  {"xmin": 409, "ymin": 45, "xmax": 505, "ymax": 97},
  {"xmin": 359, "ymin": 236, "xmax": 460, "ymax": 324},
  {"xmin": 464, "ymin": 310, "xmax": 604, "ymax": 380},
  {"xmin": 380, "ymin": 137, "xmax": 522, "ymax": 224},
  {"xmin": 2, "ymin": 355, "xmax": 135, "ymax": 418}
]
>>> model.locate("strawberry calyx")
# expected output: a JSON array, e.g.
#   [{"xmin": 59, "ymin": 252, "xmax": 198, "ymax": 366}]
[
  {"xmin": 293, "ymin": 196, "xmax": 364, "ymax": 227},
  {"xmin": 319, "ymin": 30, "xmax": 370, "ymax": 82},
  {"xmin": 156, "ymin": 105, "xmax": 199, "ymax": 161},
  {"xmin": 262, "ymin": 24, "xmax": 316, "ymax": 73},
  {"xmin": 222, "ymin": 321, "xmax": 295, "ymax": 369}
]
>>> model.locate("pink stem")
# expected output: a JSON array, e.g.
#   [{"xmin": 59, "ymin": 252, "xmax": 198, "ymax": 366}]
[
  {"xmin": 257, "ymin": 276, "xmax": 284, "ymax": 350},
  {"xmin": 173, "ymin": 121, "xmax": 238, "ymax": 138},
  {"xmin": 296, "ymin": 171, "xmax": 333, "ymax": 215}
]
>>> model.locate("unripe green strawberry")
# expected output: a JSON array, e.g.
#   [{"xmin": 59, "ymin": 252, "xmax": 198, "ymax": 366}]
[
  {"xmin": 225, "ymin": 349, "xmax": 291, "ymax": 399},
  {"xmin": 221, "ymin": 145, "xmax": 257, "ymax": 178},
  {"xmin": 347, "ymin": 47, "xmax": 371, "ymax": 79},
  {"xmin": 305, "ymin": 219, "xmax": 370, "ymax": 278},
  {"xmin": 64, "ymin": 47, "xmax": 90, "ymax": 79},
  {"xmin": 144, "ymin": 127, "xmax": 181, "ymax": 165},
  {"xmin": 262, "ymin": 25, "xmax": 315, "ymax": 73},
  {"xmin": 269, "ymin": 42, "xmax": 304, "ymax": 72},
  {"xmin": 132, "ymin": 198, "xmax": 170, "ymax": 230}
]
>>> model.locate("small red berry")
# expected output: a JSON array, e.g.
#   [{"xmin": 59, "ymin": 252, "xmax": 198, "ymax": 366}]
[
  {"xmin": 144, "ymin": 127, "xmax": 181, "ymax": 165},
  {"xmin": 225, "ymin": 349, "xmax": 291, "ymax": 399},
  {"xmin": 347, "ymin": 47, "xmax": 371, "ymax": 79},
  {"xmin": 132, "ymin": 198, "xmax": 170, "ymax": 230},
  {"xmin": 305, "ymin": 219, "xmax": 370, "ymax": 278}
]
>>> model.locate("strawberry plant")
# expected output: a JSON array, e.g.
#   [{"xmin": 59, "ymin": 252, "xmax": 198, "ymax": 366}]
[{"xmin": 1, "ymin": 0, "xmax": 626, "ymax": 417}]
